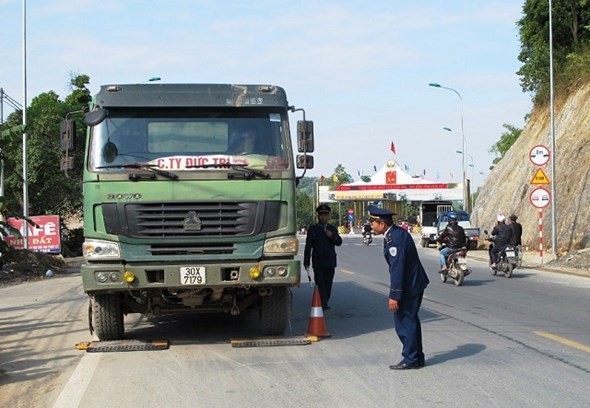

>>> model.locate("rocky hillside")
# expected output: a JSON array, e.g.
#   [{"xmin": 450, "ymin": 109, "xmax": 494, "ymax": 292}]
[{"xmin": 472, "ymin": 82, "xmax": 590, "ymax": 256}]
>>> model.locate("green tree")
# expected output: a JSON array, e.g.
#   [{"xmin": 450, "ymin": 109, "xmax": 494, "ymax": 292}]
[
  {"xmin": 489, "ymin": 123, "xmax": 523, "ymax": 165},
  {"xmin": 517, "ymin": 0, "xmax": 590, "ymax": 100},
  {"xmin": 295, "ymin": 189, "xmax": 315, "ymax": 230},
  {"xmin": 324, "ymin": 164, "xmax": 353, "ymax": 186},
  {"xmin": 0, "ymin": 74, "xmax": 89, "ymax": 218}
]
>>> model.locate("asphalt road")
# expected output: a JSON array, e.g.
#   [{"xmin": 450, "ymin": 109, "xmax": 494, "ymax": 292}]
[{"xmin": 1, "ymin": 234, "xmax": 589, "ymax": 407}]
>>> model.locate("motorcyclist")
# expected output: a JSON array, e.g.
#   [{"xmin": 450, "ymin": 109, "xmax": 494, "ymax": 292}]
[
  {"xmin": 508, "ymin": 214, "xmax": 522, "ymax": 247},
  {"xmin": 363, "ymin": 221, "xmax": 372, "ymax": 236},
  {"xmin": 489, "ymin": 214, "xmax": 513, "ymax": 268},
  {"xmin": 436, "ymin": 212, "xmax": 467, "ymax": 272},
  {"xmin": 362, "ymin": 221, "xmax": 372, "ymax": 243}
]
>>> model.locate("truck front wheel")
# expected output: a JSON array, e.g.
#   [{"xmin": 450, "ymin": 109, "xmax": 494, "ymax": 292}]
[
  {"xmin": 259, "ymin": 287, "xmax": 290, "ymax": 335},
  {"xmin": 91, "ymin": 294, "xmax": 125, "ymax": 341}
]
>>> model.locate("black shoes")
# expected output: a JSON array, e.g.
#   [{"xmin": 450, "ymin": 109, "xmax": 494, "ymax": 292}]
[
  {"xmin": 389, "ymin": 361, "xmax": 425, "ymax": 370},
  {"xmin": 322, "ymin": 305, "xmax": 330, "ymax": 311}
]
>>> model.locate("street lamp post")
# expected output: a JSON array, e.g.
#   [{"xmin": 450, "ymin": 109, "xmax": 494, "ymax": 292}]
[
  {"xmin": 443, "ymin": 126, "xmax": 467, "ymax": 210},
  {"xmin": 455, "ymin": 150, "xmax": 474, "ymax": 178},
  {"xmin": 432, "ymin": 83, "xmax": 468, "ymax": 212}
]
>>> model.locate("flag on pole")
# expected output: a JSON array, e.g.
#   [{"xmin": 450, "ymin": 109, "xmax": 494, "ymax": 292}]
[{"xmin": 390, "ymin": 141, "xmax": 396, "ymax": 154}]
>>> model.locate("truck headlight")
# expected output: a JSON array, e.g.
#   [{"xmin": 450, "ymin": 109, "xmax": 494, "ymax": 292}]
[
  {"xmin": 83, "ymin": 239, "xmax": 121, "ymax": 260},
  {"xmin": 263, "ymin": 236, "xmax": 298, "ymax": 256}
]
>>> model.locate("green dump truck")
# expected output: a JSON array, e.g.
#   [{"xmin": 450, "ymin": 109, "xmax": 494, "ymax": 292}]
[{"xmin": 62, "ymin": 84, "xmax": 314, "ymax": 340}]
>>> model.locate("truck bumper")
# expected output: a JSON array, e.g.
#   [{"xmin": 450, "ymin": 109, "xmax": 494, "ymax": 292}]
[{"xmin": 81, "ymin": 259, "xmax": 300, "ymax": 293}]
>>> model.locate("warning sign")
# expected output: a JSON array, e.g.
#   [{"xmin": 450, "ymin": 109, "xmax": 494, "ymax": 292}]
[{"xmin": 531, "ymin": 168, "xmax": 550, "ymax": 184}]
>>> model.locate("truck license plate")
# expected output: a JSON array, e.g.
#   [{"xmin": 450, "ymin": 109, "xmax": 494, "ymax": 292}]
[{"xmin": 180, "ymin": 266, "xmax": 206, "ymax": 285}]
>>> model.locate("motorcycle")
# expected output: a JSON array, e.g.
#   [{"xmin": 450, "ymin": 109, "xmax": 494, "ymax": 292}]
[
  {"xmin": 439, "ymin": 245, "xmax": 471, "ymax": 286},
  {"xmin": 362, "ymin": 231, "xmax": 372, "ymax": 245},
  {"xmin": 484, "ymin": 229, "xmax": 518, "ymax": 278}
]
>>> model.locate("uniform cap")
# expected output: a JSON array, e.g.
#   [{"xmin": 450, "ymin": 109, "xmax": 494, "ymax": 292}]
[
  {"xmin": 497, "ymin": 214, "xmax": 506, "ymax": 222},
  {"xmin": 316, "ymin": 204, "xmax": 331, "ymax": 213},
  {"xmin": 368, "ymin": 205, "xmax": 396, "ymax": 221},
  {"xmin": 509, "ymin": 214, "xmax": 518, "ymax": 221}
]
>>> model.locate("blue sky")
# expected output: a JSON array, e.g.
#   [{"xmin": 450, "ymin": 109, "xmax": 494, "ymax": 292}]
[{"xmin": 1, "ymin": 0, "xmax": 532, "ymax": 190}]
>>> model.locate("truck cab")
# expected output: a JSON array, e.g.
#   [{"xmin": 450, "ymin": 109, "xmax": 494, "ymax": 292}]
[{"xmin": 65, "ymin": 84, "xmax": 313, "ymax": 340}]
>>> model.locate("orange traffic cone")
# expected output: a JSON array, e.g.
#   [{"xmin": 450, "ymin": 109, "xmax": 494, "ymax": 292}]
[{"xmin": 305, "ymin": 285, "xmax": 331, "ymax": 338}]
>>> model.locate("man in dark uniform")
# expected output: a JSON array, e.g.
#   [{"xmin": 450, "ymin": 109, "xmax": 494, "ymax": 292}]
[
  {"xmin": 303, "ymin": 204, "xmax": 343, "ymax": 310},
  {"xmin": 368, "ymin": 205, "xmax": 429, "ymax": 370}
]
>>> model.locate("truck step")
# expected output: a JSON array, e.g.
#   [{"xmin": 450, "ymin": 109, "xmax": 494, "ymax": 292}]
[
  {"xmin": 75, "ymin": 339, "xmax": 169, "ymax": 352},
  {"xmin": 230, "ymin": 336, "xmax": 315, "ymax": 347}
]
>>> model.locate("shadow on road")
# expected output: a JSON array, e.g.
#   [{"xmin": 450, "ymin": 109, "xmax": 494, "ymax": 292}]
[{"xmin": 425, "ymin": 343, "xmax": 486, "ymax": 366}]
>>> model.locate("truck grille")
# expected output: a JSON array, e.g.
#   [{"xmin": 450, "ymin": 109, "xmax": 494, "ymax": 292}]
[{"xmin": 102, "ymin": 201, "xmax": 280, "ymax": 238}]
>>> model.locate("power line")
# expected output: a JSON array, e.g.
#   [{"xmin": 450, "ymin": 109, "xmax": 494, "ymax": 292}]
[{"xmin": 0, "ymin": 88, "xmax": 23, "ymax": 123}]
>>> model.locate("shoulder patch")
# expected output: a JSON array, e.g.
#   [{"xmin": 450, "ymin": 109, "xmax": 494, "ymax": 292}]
[{"xmin": 389, "ymin": 246, "xmax": 397, "ymax": 257}]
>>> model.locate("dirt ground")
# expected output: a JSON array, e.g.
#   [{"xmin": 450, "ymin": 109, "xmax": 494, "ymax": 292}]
[
  {"xmin": 547, "ymin": 247, "xmax": 590, "ymax": 271},
  {"xmin": 0, "ymin": 249, "xmax": 82, "ymax": 287}
]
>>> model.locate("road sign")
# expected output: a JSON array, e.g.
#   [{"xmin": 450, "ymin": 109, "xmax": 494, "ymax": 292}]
[
  {"xmin": 531, "ymin": 168, "xmax": 550, "ymax": 184},
  {"xmin": 529, "ymin": 145, "xmax": 550, "ymax": 166},
  {"xmin": 530, "ymin": 187, "xmax": 551, "ymax": 208}
]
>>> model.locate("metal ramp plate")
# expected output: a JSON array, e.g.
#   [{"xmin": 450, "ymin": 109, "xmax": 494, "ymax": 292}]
[
  {"xmin": 76, "ymin": 339, "xmax": 169, "ymax": 352},
  {"xmin": 230, "ymin": 336, "xmax": 315, "ymax": 348}
]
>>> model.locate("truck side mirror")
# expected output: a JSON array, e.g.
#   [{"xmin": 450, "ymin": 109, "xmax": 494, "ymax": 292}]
[
  {"xmin": 84, "ymin": 107, "xmax": 108, "ymax": 126},
  {"xmin": 60, "ymin": 119, "xmax": 76, "ymax": 152},
  {"xmin": 296, "ymin": 154, "xmax": 314, "ymax": 169},
  {"xmin": 297, "ymin": 120, "xmax": 314, "ymax": 153}
]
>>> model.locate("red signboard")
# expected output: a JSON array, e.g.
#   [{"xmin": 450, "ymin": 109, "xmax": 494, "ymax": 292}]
[
  {"xmin": 4, "ymin": 215, "xmax": 61, "ymax": 253},
  {"xmin": 385, "ymin": 171, "xmax": 397, "ymax": 184}
]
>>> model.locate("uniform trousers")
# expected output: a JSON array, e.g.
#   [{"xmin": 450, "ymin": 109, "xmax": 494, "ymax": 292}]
[
  {"xmin": 313, "ymin": 267, "xmax": 335, "ymax": 308},
  {"xmin": 393, "ymin": 291, "xmax": 425, "ymax": 365}
]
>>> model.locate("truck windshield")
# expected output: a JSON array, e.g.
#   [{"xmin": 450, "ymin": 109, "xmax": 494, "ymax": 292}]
[{"xmin": 88, "ymin": 108, "xmax": 290, "ymax": 172}]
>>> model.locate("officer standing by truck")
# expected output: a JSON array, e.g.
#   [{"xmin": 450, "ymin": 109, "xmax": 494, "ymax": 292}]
[{"xmin": 303, "ymin": 204, "xmax": 343, "ymax": 310}]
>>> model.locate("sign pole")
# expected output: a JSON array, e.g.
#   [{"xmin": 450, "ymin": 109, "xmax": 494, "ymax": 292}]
[
  {"xmin": 529, "ymin": 144, "xmax": 551, "ymax": 265},
  {"xmin": 538, "ymin": 209, "xmax": 543, "ymax": 264}
]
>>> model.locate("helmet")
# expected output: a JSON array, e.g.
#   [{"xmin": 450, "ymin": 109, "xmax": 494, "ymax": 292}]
[
  {"xmin": 497, "ymin": 214, "xmax": 505, "ymax": 222},
  {"xmin": 447, "ymin": 212, "xmax": 458, "ymax": 222}
]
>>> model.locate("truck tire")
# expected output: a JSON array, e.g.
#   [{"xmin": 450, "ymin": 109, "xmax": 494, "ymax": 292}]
[
  {"xmin": 91, "ymin": 294, "xmax": 124, "ymax": 341},
  {"xmin": 260, "ymin": 287, "xmax": 290, "ymax": 335}
]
